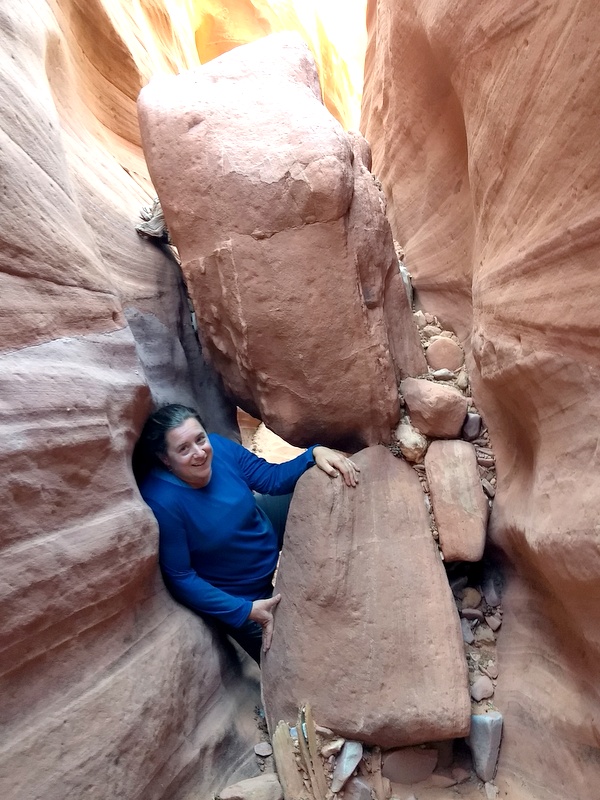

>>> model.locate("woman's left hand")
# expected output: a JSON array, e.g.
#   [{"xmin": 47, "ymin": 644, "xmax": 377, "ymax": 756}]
[{"xmin": 313, "ymin": 446, "xmax": 360, "ymax": 487}]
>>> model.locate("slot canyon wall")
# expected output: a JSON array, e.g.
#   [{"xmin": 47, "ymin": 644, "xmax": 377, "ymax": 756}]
[
  {"xmin": 3, "ymin": 0, "xmax": 600, "ymax": 798},
  {"xmin": 0, "ymin": 2, "xmax": 257, "ymax": 799},
  {"xmin": 362, "ymin": 0, "xmax": 600, "ymax": 797}
]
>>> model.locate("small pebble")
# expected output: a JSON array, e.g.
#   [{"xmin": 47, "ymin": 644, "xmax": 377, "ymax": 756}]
[
  {"xmin": 431, "ymin": 368, "xmax": 455, "ymax": 380},
  {"xmin": 414, "ymin": 310, "xmax": 427, "ymax": 328},
  {"xmin": 477, "ymin": 456, "xmax": 495, "ymax": 467},
  {"xmin": 321, "ymin": 738, "xmax": 345, "ymax": 758},
  {"xmin": 462, "ymin": 412, "xmax": 481, "ymax": 441},
  {"xmin": 484, "ymin": 661, "xmax": 499, "ymax": 679},
  {"xmin": 471, "ymin": 675, "xmax": 494, "ymax": 701},
  {"xmin": 462, "ymin": 587, "xmax": 482, "ymax": 608},
  {"xmin": 254, "ymin": 742, "xmax": 273, "ymax": 757},
  {"xmin": 486, "ymin": 614, "xmax": 502, "ymax": 631},
  {"xmin": 481, "ymin": 479, "xmax": 496, "ymax": 498},
  {"xmin": 485, "ymin": 781, "xmax": 499, "ymax": 799}
]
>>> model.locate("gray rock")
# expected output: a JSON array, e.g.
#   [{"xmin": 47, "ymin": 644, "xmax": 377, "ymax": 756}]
[
  {"xmin": 331, "ymin": 740, "xmax": 363, "ymax": 792},
  {"xmin": 468, "ymin": 712, "xmax": 503, "ymax": 782},
  {"xmin": 432, "ymin": 368, "xmax": 455, "ymax": 380},
  {"xmin": 399, "ymin": 264, "xmax": 414, "ymax": 306},
  {"xmin": 481, "ymin": 479, "xmax": 496, "ymax": 498},
  {"xmin": 461, "ymin": 618, "xmax": 475, "ymax": 644},
  {"xmin": 462, "ymin": 413, "xmax": 482, "ymax": 441},
  {"xmin": 482, "ymin": 574, "xmax": 502, "ymax": 607},
  {"xmin": 254, "ymin": 742, "xmax": 273, "ymax": 757}
]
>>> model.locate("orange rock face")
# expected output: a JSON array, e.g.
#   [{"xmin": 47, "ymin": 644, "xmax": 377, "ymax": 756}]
[
  {"xmin": 363, "ymin": 0, "xmax": 600, "ymax": 795},
  {"xmin": 0, "ymin": 3, "xmax": 256, "ymax": 799},
  {"xmin": 138, "ymin": 33, "xmax": 425, "ymax": 449}
]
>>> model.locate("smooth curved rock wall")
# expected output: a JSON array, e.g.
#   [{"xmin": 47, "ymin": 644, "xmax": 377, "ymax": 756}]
[
  {"xmin": 0, "ymin": 3, "xmax": 255, "ymax": 799},
  {"xmin": 362, "ymin": 0, "xmax": 600, "ymax": 796}
]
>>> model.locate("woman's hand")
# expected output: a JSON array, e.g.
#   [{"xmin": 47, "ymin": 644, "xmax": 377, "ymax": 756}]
[
  {"xmin": 248, "ymin": 594, "xmax": 281, "ymax": 652},
  {"xmin": 313, "ymin": 446, "xmax": 360, "ymax": 487}
]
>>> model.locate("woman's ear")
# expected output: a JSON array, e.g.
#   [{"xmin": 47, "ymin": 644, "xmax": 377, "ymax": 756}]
[{"xmin": 158, "ymin": 453, "xmax": 170, "ymax": 468}]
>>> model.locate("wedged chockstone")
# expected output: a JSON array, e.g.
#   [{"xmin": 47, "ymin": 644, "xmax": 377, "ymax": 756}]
[
  {"xmin": 262, "ymin": 446, "xmax": 470, "ymax": 747},
  {"xmin": 137, "ymin": 33, "xmax": 427, "ymax": 449}
]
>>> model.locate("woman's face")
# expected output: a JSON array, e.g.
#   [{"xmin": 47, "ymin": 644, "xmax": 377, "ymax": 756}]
[{"xmin": 161, "ymin": 417, "xmax": 213, "ymax": 488}]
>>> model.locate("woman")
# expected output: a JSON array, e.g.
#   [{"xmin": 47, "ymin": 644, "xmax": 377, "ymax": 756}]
[{"xmin": 138, "ymin": 404, "xmax": 359, "ymax": 663}]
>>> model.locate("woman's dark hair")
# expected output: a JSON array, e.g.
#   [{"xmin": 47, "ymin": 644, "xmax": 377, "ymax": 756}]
[{"xmin": 133, "ymin": 404, "xmax": 205, "ymax": 482}]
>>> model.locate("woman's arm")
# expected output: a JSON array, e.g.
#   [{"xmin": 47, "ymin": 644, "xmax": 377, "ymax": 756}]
[{"xmin": 218, "ymin": 436, "xmax": 360, "ymax": 494}]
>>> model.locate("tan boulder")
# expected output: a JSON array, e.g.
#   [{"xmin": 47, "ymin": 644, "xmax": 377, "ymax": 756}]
[
  {"xmin": 426, "ymin": 338, "xmax": 464, "ymax": 372},
  {"xmin": 400, "ymin": 378, "xmax": 468, "ymax": 438},
  {"xmin": 425, "ymin": 441, "xmax": 489, "ymax": 562},
  {"xmin": 262, "ymin": 446, "xmax": 470, "ymax": 747},
  {"xmin": 137, "ymin": 33, "xmax": 426, "ymax": 448}
]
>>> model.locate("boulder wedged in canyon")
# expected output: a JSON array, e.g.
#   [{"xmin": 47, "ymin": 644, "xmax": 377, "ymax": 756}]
[
  {"xmin": 1, "ymin": 3, "xmax": 255, "ymax": 799},
  {"xmin": 262, "ymin": 445, "xmax": 470, "ymax": 747},
  {"xmin": 363, "ymin": 0, "xmax": 600, "ymax": 795},
  {"xmin": 137, "ymin": 32, "xmax": 425, "ymax": 449},
  {"xmin": 400, "ymin": 378, "xmax": 467, "ymax": 439},
  {"xmin": 425, "ymin": 440, "xmax": 489, "ymax": 562}
]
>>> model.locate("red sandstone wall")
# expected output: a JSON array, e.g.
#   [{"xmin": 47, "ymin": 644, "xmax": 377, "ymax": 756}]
[
  {"xmin": 0, "ymin": 2, "xmax": 255, "ymax": 798},
  {"xmin": 362, "ymin": 1, "xmax": 600, "ymax": 797}
]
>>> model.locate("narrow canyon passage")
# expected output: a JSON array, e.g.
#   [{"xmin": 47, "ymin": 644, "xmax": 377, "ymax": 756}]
[{"xmin": 1, "ymin": 2, "xmax": 599, "ymax": 800}]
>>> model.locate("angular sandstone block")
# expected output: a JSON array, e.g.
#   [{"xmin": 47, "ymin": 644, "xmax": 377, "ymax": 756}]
[
  {"xmin": 262, "ymin": 446, "xmax": 470, "ymax": 747},
  {"xmin": 401, "ymin": 378, "xmax": 468, "ymax": 438},
  {"xmin": 425, "ymin": 441, "xmax": 489, "ymax": 562},
  {"xmin": 138, "ymin": 33, "xmax": 427, "ymax": 448}
]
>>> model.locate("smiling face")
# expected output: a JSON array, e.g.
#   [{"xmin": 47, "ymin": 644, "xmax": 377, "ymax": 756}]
[{"xmin": 161, "ymin": 417, "xmax": 213, "ymax": 488}]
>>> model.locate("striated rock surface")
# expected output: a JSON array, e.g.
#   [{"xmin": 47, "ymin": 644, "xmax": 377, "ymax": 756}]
[
  {"xmin": 363, "ymin": 0, "xmax": 600, "ymax": 795},
  {"xmin": 425, "ymin": 441, "xmax": 489, "ymax": 562},
  {"xmin": 0, "ymin": 3, "xmax": 254, "ymax": 800},
  {"xmin": 138, "ymin": 32, "xmax": 425, "ymax": 449},
  {"xmin": 262, "ymin": 446, "xmax": 470, "ymax": 746}
]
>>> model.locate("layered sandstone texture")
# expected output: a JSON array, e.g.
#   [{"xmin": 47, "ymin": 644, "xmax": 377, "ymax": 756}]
[
  {"xmin": 138, "ymin": 32, "xmax": 426, "ymax": 449},
  {"xmin": 0, "ymin": 3, "xmax": 255, "ymax": 799},
  {"xmin": 262, "ymin": 446, "xmax": 470, "ymax": 746},
  {"xmin": 362, "ymin": 0, "xmax": 600, "ymax": 796}
]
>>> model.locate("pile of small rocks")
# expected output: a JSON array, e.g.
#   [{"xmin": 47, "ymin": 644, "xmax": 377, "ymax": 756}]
[{"xmin": 387, "ymin": 259, "xmax": 504, "ymax": 795}]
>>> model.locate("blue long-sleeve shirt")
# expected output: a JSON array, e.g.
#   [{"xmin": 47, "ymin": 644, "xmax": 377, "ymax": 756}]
[{"xmin": 140, "ymin": 434, "xmax": 316, "ymax": 627}]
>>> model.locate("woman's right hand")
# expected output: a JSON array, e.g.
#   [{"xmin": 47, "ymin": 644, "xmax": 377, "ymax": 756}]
[{"xmin": 248, "ymin": 594, "xmax": 281, "ymax": 652}]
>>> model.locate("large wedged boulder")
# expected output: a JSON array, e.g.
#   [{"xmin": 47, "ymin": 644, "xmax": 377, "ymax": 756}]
[
  {"xmin": 262, "ymin": 446, "xmax": 470, "ymax": 747},
  {"xmin": 137, "ymin": 32, "xmax": 425, "ymax": 448}
]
